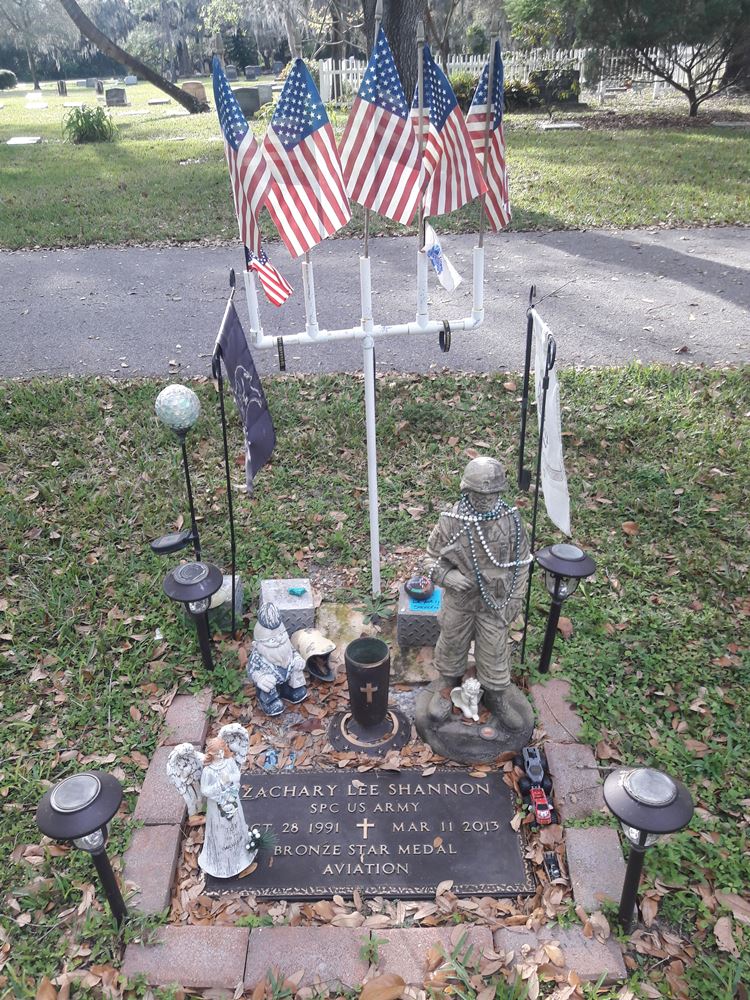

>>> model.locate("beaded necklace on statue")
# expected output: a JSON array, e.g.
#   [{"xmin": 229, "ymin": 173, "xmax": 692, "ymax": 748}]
[{"xmin": 429, "ymin": 493, "xmax": 532, "ymax": 613}]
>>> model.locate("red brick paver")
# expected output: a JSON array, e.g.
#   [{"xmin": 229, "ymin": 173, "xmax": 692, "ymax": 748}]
[
  {"xmin": 244, "ymin": 926, "xmax": 369, "ymax": 989},
  {"xmin": 123, "ymin": 824, "xmax": 182, "ymax": 915},
  {"xmin": 494, "ymin": 925, "xmax": 626, "ymax": 984},
  {"xmin": 133, "ymin": 745, "xmax": 191, "ymax": 826},
  {"xmin": 122, "ymin": 926, "xmax": 249, "ymax": 990},
  {"xmin": 161, "ymin": 689, "xmax": 212, "ymax": 747},
  {"xmin": 376, "ymin": 926, "xmax": 494, "ymax": 986},
  {"xmin": 565, "ymin": 825, "xmax": 627, "ymax": 912},
  {"xmin": 531, "ymin": 679, "xmax": 583, "ymax": 743},
  {"xmin": 545, "ymin": 740, "xmax": 605, "ymax": 821}
]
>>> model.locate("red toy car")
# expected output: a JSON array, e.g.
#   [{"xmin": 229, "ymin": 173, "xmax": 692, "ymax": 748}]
[{"xmin": 529, "ymin": 786, "xmax": 553, "ymax": 826}]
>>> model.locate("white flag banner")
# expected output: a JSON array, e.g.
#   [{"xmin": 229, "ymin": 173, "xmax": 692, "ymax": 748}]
[
  {"xmin": 532, "ymin": 308, "xmax": 571, "ymax": 536},
  {"xmin": 422, "ymin": 222, "xmax": 463, "ymax": 292}
]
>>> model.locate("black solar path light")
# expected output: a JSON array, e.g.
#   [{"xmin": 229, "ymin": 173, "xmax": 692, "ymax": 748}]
[
  {"xmin": 534, "ymin": 543, "xmax": 596, "ymax": 673},
  {"xmin": 36, "ymin": 771, "xmax": 127, "ymax": 926},
  {"xmin": 163, "ymin": 560, "xmax": 224, "ymax": 671},
  {"xmin": 603, "ymin": 766, "xmax": 694, "ymax": 932}
]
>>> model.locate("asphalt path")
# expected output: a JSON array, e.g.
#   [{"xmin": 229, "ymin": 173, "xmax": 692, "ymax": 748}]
[{"xmin": 1, "ymin": 227, "xmax": 747, "ymax": 378}]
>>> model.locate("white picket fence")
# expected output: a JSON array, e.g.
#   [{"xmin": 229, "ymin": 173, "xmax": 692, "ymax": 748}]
[{"xmin": 318, "ymin": 46, "xmax": 711, "ymax": 103}]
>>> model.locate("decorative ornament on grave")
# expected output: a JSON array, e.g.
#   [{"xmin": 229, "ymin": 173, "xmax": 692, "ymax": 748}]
[
  {"xmin": 291, "ymin": 627, "xmax": 337, "ymax": 683},
  {"xmin": 167, "ymin": 724, "xmax": 260, "ymax": 878},
  {"xmin": 246, "ymin": 602, "xmax": 307, "ymax": 716},
  {"xmin": 415, "ymin": 457, "xmax": 535, "ymax": 763},
  {"xmin": 151, "ymin": 384, "xmax": 202, "ymax": 557},
  {"xmin": 328, "ymin": 637, "xmax": 411, "ymax": 755}
]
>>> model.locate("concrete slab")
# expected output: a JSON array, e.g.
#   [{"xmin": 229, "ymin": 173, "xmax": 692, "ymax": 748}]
[
  {"xmin": 539, "ymin": 121, "xmax": 583, "ymax": 130},
  {"xmin": 6, "ymin": 136, "xmax": 42, "ymax": 145},
  {"xmin": 376, "ymin": 927, "xmax": 494, "ymax": 985},
  {"xmin": 122, "ymin": 926, "xmax": 249, "ymax": 989},
  {"xmin": 123, "ymin": 824, "xmax": 182, "ymax": 915},
  {"xmin": 545, "ymin": 740, "xmax": 605, "ymax": 820},
  {"xmin": 565, "ymin": 825, "xmax": 626, "ymax": 912},
  {"xmin": 161, "ymin": 688, "xmax": 212, "ymax": 746},
  {"xmin": 531, "ymin": 678, "xmax": 582, "ymax": 742},
  {"xmin": 133, "ymin": 745, "xmax": 190, "ymax": 825},
  {"xmin": 244, "ymin": 926, "xmax": 368, "ymax": 988},
  {"xmin": 494, "ymin": 924, "xmax": 626, "ymax": 984}
]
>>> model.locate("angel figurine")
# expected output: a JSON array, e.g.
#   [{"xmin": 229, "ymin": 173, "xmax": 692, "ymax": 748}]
[{"xmin": 167, "ymin": 723, "xmax": 258, "ymax": 879}]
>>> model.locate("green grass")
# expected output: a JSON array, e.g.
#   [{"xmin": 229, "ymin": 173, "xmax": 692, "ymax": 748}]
[
  {"xmin": 0, "ymin": 81, "xmax": 748, "ymax": 248},
  {"xmin": 0, "ymin": 365, "xmax": 748, "ymax": 996}
]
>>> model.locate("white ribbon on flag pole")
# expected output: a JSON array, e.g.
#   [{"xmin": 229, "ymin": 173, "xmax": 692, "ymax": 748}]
[{"xmin": 532, "ymin": 309, "xmax": 571, "ymax": 536}]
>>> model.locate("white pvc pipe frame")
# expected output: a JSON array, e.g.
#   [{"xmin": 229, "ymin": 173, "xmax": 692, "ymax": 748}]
[{"xmin": 243, "ymin": 244, "xmax": 486, "ymax": 596}]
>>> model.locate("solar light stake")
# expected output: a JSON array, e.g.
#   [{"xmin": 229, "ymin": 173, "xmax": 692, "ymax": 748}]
[
  {"xmin": 603, "ymin": 766, "xmax": 694, "ymax": 933},
  {"xmin": 163, "ymin": 561, "xmax": 224, "ymax": 672},
  {"xmin": 534, "ymin": 543, "xmax": 596, "ymax": 673},
  {"xmin": 36, "ymin": 772, "xmax": 127, "ymax": 926}
]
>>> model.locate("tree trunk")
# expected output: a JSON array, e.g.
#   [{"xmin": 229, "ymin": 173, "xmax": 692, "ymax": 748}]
[
  {"xmin": 56, "ymin": 0, "xmax": 208, "ymax": 113},
  {"xmin": 25, "ymin": 42, "xmax": 40, "ymax": 89},
  {"xmin": 362, "ymin": 0, "xmax": 427, "ymax": 102},
  {"xmin": 688, "ymin": 88, "xmax": 699, "ymax": 116}
]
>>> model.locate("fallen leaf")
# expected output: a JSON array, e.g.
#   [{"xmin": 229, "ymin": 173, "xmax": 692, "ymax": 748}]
[
  {"xmin": 714, "ymin": 916, "xmax": 740, "ymax": 957},
  {"xmin": 436, "ymin": 879, "xmax": 453, "ymax": 897},
  {"xmin": 36, "ymin": 977, "xmax": 57, "ymax": 1000},
  {"xmin": 716, "ymin": 890, "xmax": 750, "ymax": 926},
  {"xmin": 557, "ymin": 616, "xmax": 573, "ymax": 639},
  {"xmin": 360, "ymin": 973, "xmax": 406, "ymax": 1000},
  {"xmin": 622, "ymin": 521, "xmax": 639, "ymax": 536}
]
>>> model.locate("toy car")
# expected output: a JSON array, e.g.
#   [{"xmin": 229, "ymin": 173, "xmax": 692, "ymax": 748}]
[{"xmin": 514, "ymin": 746, "xmax": 558, "ymax": 827}]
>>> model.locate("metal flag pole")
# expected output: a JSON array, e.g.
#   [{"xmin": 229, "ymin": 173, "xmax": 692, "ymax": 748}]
[
  {"xmin": 477, "ymin": 16, "xmax": 499, "ymax": 250},
  {"xmin": 360, "ymin": 0, "xmax": 383, "ymax": 597},
  {"xmin": 520, "ymin": 331, "xmax": 557, "ymax": 664},
  {"xmin": 212, "ymin": 270, "xmax": 239, "ymax": 637},
  {"xmin": 518, "ymin": 285, "xmax": 537, "ymax": 490},
  {"xmin": 415, "ymin": 21, "xmax": 428, "ymax": 327}
]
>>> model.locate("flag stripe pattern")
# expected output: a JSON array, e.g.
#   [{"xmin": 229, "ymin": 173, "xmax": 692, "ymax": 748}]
[
  {"xmin": 213, "ymin": 56, "xmax": 269, "ymax": 257},
  {"xmin": 339, "ymin": 27, "xmax": 422, "ymax": 225},
  {"xmin": 466, "ymin": 41, "xmax": 511, "ymax": 230},
  {"xmin": 245, "ymin": 247, "xmax": 293, "ymax": 308},
  {"xmin": 411, "ymin": 46, "xmax": 486, "ymax": 217},
  {"xmin": 263, "ymin": 59, "xmax": 351, "ymax": 258}
]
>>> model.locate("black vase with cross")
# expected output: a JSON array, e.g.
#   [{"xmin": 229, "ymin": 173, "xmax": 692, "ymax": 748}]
[{"xmin": 328, "ymin": 637, "xmax": 410, "ymax": 755}]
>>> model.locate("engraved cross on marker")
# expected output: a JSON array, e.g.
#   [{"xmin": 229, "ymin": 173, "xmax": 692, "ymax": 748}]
[
  {"xmin": 360, "ymin": 682, "xmax": 378, "ymax": 704},
  {"xmin": 356, "ymin": 818, "xmax": 374, "ymax": 840}
]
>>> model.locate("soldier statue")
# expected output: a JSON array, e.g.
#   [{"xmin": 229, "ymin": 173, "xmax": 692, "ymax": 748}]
[{"xmin": 420, "ymin": 457, "xmax": 534, "ymax": 751}]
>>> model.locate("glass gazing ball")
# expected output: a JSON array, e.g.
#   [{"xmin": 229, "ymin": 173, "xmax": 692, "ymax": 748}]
[{"xmin": 155, "ymin": 384, "xmax": 201, "ymax": 432}]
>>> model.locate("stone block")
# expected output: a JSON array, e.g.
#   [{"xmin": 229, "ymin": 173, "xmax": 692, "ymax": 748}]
[
  {"xmin": 396, "ymin": 585, "xmax": 442, "ymax": 648},
  {"xmin": 244, "ymin": 66, "xmax": 258, "ymax": 80},
  {"xmin": 260, "ymin": 578, "xmax": 314, "ymax": 634},
  {"xmin": 105, "ymin": 87, "xmax": 127, "ymax": 107},
  {"xmin": 161, "ymin": 688, "xmax": 212, "ymax": 747},
  {"xmin": 225, "ymin": 65, "xmax": 238, "ymax": 81},
  {"xmin": 530, "ymin": 678, "xmax": 582, "ymax": 743},
  {"xmin": 124, "ymin": 75, "xmax": 138, "ymax": 85},
  {"xmin": 244, "ymin": 927, "xmax": 368, "ymax": 989},
  {"xmin": 122, "ymin": 926, "xmax": 249, "ymax": 989},
  {"xmin": 182, "ymin": 80, "xmax": 207, "ymax": 103},
  {"xmin": 133, "ymin": 745, "xmax": 189, "ymax": 825},
  {"xmin": 545, "ymin": 740, "xmax": 605, "ymax": 821},
  {"xmin": 123, "ymin": 824, "xmax": 182, "ymax": 914},
  {"xmin": 565, "ymin": 825, "xmax": 626, "ymax": 912},
  {"xmin": 493, "ymin": 925, "xmax": 626, "ymax": 984},
  {"xmin": 6, "ymin": 136, "xmax": 42, "ymax": 145},
  {"xmin": 377, "ymin": 927, "xmax": 494, "ymax": 986}
]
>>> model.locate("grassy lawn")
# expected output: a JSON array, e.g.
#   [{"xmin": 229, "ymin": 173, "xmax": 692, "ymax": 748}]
[
  {"xmin": 0, "ymin": 80, "xmax": 748, "ymax": 249},
  {"xmin": 0, "ymin": 365, "xmax": 748, "ymax": 997}
]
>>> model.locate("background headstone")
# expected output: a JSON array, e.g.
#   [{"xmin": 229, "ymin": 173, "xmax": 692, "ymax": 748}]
[
  {"xmin": 7, "ymin": 136, "xmax": 42, "ymax": 145},
  {"xmin": 181, "ymin": 81, "xmax": 207, "ymax": 103},
  {"xmin": 225, "ymin": 65, "xmax": 238, "ymax": 81},
  {"xmin": 272, "ymin": 60, "xmax": 284, "ymax": 75},
  {"xmin": 244, "ymin": 65, "xmax": 258, "ymax": 80},
  {"xmin": 95, "ymin": 79, "xmax": 104, "ymax": 95},
  {"xmin": 233, "ymin": 87, "xmax": 260, "ymax": 118},
  {"xmin": 85, "ymin": 78, "xmax": 96, "ymax": 88},
  {"xmin": 57, "ymin": 80, "xmax": 68, "ymax": 96},
  {"xmin": 124, "ymin": 75, "xmax": 138, "ymax": 86},
  {"xmin": 105, "ymin": 87, "xmax": 127, "ymax": 107}
]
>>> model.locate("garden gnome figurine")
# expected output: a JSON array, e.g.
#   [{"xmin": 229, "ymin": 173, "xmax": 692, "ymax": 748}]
[
  {"xmin": 425, "ymin": 457, "xmax": 533, "ymax": 737},
  {"xmin": 247, "ymin": 602, "xmax": 308, "ymax": 715}
]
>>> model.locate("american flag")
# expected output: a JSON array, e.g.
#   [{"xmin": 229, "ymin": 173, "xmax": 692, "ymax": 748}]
[
  {"xmin": 466, "ymin": 41, "xmax": 511, "ymax": 230},
  {"xmin": 411, "ymin": 45, "xmax": 486, "ymax": 217},
  {"xmin": 245, "ymin": 247, "xmax": 293, "ymax": 307},
  {"xmin": 339, "ymin": 26, "xmax": 422, "ymax": 225},
  {"xmin": 263, "ymin": 59, "xmax": 351, "ymax": 258},
  {"xmin": 212, "ymin": 56, "xmax": 269, "ymax": 257}
]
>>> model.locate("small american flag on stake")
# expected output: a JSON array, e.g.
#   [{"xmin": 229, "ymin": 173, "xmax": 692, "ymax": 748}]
[
  {"xmin": 411, "ymin": 45, "xmax": 486, "ymax": 217},
  {"xmin": 466, "ymin": 40, "xmax": 511, "ymax": 230},
  {"xmin": 212, "ymin": 57, "xmax": 292, "ymax": 306},
  {"xmin": 245, "ymin": 247, "xmax": 293, "ymax": 307},
  {"xmin": 263, "ymin": 59, "xmax": 351, "ymax": 258},
  {"xmin": 339, "ymin": 26, "xmax": 422, "ymax": 225}
]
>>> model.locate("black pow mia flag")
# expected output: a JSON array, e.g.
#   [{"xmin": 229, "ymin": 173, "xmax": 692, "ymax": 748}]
[{"xmin": 215, "ymin": 302, "xmax": 275, "ymax": 494}]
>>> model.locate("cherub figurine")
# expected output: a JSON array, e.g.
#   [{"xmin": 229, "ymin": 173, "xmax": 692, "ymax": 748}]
[
  {"xmin": 247, "ymin": 602, "xmax": 307, "ymax": 715},
  {"xmin": 167, "ymin": 723, "xmax": 257, "ymax": 879},
  {"xmin": 451, "ymin": 677, "xmax": 483, "ymax": 722}
]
